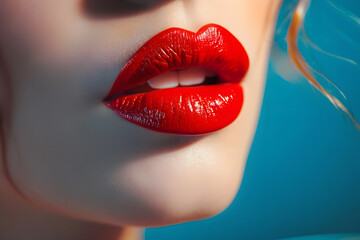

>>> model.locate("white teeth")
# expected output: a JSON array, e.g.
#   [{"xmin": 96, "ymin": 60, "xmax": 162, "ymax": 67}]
[
  {"xmin": 147, "ymin": 68, "xmax": 215, "ymax": 89},
  {"xmin": 147, "ymin": 71, "xmax": 178, "ymax": 89},
  {"xmin": 178, "ymin": 68, "xmax": 206, "ymax": 86}
]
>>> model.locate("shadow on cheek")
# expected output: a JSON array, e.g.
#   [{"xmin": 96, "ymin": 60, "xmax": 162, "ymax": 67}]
[{"xmin": 81, "ymin": 0, "xmax": 171, "ymax": 19}]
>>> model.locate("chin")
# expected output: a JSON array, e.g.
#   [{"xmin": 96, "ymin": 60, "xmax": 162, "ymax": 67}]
[
  {"xmin": 108, "ymin": 142, "xmax": 243, "ymax": 227},
  {"xmin": 6, "ymin": 124, "xmax": 245, "ymax": 228}
]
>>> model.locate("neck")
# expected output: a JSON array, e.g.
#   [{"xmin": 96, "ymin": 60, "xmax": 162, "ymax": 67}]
[{"xmin": 0, "ymin": 189, "xmax": 142, "ymax": 240}]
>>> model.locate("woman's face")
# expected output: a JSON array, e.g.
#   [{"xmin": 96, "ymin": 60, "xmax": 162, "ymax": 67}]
[{"xmin": 0, "ymin": 0, "xmax": 281, "ymax": 226}]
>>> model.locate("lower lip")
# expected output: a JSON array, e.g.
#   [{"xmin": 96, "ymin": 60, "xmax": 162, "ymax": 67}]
[{"xmin": 104, "ymin": 83, "xmax": 243, "ymax": 135}]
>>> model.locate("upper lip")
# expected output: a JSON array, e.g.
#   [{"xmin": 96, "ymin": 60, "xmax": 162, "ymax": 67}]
[{"xmin": 105, "ymin": 23, "xmax": 249, "ymax": 99}]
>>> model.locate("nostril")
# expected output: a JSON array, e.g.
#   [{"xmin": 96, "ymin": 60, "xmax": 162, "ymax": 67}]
[{"xmin": 82, "ymin": 0, "xmax": 172, "ymax": 19}]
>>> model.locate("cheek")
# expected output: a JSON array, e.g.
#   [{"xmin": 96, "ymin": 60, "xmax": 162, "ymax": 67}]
[{"xmin": 0, "ymin": 1, "xmax": 83, "ymax": 61}]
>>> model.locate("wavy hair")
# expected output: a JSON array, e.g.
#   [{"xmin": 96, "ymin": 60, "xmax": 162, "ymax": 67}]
[{"xmin": 287, "ymin": 0, "xmax": 360, "ymax": 129}]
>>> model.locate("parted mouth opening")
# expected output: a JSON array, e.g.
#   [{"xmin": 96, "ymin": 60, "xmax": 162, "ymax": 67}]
[{"xmin": 122, "ymin": 68, "xmax": 219, "ymax": 96}]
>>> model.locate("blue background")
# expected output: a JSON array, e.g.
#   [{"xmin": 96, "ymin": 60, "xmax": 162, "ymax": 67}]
[{"xmin": 146, "ymin": 0, "xmax": 360, "ymax": 239}]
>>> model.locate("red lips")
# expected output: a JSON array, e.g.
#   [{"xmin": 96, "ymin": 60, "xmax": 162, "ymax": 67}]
[{"xmin": 104, "ymin": 24, "xmax": 249, "ymax": 135}]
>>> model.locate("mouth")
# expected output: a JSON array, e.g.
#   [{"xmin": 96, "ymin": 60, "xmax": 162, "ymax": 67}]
[{"xmin": 104, "ymin": 24, "xmax": 249, "ymax": 135}]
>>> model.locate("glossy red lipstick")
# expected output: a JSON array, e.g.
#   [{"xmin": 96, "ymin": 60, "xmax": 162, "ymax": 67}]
[{"xmin": 104, "ymin": 24, "xmax": 249, "ymax": 135}]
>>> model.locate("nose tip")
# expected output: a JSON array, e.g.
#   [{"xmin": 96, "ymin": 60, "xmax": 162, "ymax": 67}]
[{"xmin": 82, "ymin": 0, "xmax": 173, "ymax": 18}]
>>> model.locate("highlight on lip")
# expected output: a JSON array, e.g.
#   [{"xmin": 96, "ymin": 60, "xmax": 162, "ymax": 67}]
[{"xmin": 104, "ymin": 24, "xmax": 249, "ymax": 135}]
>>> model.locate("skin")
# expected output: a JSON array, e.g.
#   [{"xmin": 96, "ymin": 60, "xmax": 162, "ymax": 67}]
[{"xmin": 0, "ymin": 0, "xmax": 282, "ymax": 239}]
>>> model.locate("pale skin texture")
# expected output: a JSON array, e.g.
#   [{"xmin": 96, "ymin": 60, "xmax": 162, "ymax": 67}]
[{"xmin": 0, "ymin": 0, "xmax": 282, "ymax": 239}]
